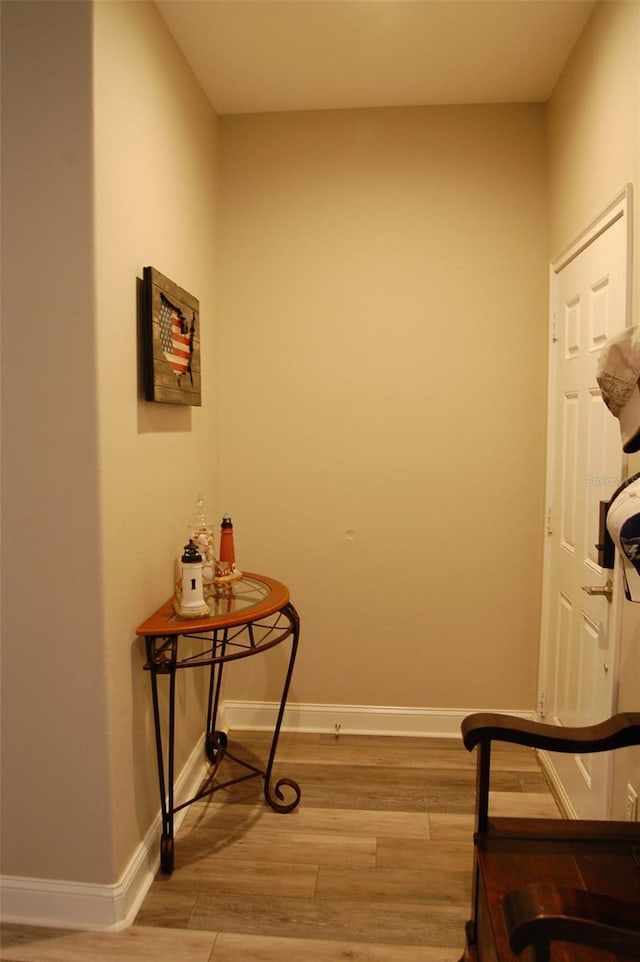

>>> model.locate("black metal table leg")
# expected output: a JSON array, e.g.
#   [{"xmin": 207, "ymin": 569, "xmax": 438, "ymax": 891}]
[
  {"xmin": 263, "ymin": 602, "xmax": 302, "ymax": 813},
  {"xmin": 205, "ymin": 629, "xmax": 228, "ymax": 763},
  {"xmin": 146, "ymin": 635, "xmax": 178, "ymax": 875}
]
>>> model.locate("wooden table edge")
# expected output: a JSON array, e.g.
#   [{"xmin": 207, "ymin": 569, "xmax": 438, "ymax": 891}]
[{"xmin": 136, "ymin": 571, "xmax": 291, "ymax": 636}]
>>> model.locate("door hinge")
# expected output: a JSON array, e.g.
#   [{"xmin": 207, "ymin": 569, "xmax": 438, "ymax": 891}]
[
  {"xmin": 546, "ymin": 506, "xmax": 553, "ymax": 535},
  {"xmin": 538, "ymin": 691, "xmax": 546, "ymax": 718},
  {"xmin": 552, "ymin": 312, "xmax": 558, "ymax": 343}
]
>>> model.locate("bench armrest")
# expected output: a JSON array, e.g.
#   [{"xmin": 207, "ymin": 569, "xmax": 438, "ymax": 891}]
[
  {"xmin": 462, "ymin": 711, "xmax": 640, "ymax": 754},
  {"xmin": 503, "ymin": 883, "xmax": 640, "ymax": 959}
]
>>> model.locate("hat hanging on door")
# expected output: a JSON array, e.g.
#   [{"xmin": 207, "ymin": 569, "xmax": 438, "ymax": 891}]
[
  {"xmin": 606, "ymin": 472, "xmax": 640, "ymax": 601},
  {"xmin": 597, "ymin": 325, "xmax": 640, "ymax": 453}
]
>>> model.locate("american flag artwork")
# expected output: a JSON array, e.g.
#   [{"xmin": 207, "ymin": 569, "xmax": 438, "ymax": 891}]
[
  {"xmin": 158, "ymin": 294, "xmax": 194, "ymax": 379},
  {"xmin": 144, "ymin": 266, "xmax": 201, "ymax": 405}
]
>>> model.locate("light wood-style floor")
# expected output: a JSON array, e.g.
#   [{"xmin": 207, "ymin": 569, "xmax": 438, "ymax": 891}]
[{"xmin": 0, "ymin": 730, "xmax": 560, "ymax": 961}]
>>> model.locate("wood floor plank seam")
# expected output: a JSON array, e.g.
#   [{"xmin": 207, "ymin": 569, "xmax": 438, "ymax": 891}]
[
  {"xmin": 0, "ymin": 731, "xmax": 560, "ymax": 961},
  {"xmin": 132, "ymin": 730, "xmax": 560, "ymax": 954}
]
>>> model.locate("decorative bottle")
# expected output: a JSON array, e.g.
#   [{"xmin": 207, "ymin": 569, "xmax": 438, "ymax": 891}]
[{"xmin": 190, "ymin": 494, "xmax": 215, "ymax": 589}]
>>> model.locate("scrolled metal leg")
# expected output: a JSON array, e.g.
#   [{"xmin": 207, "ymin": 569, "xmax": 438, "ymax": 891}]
[
  {"xmin": 263, "ymin": 603, "xmax": 302, "ymax": 814},
  {"xmin": 205, "ymin": 729, "xmax": 228, "ymax": 763},
  {"xmin": 266, "ymin": 775, "xmax": 302, "ymax": 813}
]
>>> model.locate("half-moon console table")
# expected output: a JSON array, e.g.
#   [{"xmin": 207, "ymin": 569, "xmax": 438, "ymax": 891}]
[{"xmin": 137, "ymin": 572, "xmax": 301, "ymax": 874}]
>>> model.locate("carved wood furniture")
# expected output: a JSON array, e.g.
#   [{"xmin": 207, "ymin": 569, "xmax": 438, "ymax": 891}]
[{"xmin": 459, "ymin": 712, "xmax": 640, "ymax": 962}]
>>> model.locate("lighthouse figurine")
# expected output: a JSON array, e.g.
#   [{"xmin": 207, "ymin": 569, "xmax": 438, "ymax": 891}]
[
  {"xmin": 174, "ymin": 540, "xmax": 210, "ymax": 618},
  {"xmin": 215, "ymin": 515, "xmax": 241, "ymax": 581}
]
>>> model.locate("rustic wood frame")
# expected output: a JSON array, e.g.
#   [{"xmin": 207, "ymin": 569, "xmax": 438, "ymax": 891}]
[{"xmin": 143, "ymin": 266, "xmax": 201, "ymax": 405}]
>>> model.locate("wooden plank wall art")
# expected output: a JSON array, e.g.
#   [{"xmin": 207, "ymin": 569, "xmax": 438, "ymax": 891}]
[{"xmin": 143, "ymin": 267, "xmax": 201, "ymax": 405}]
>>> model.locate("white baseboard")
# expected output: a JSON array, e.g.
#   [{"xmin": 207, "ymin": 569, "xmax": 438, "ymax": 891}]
[
  {"xmin": 220, "ymin": 699, "xmax": 535, "ymax": 739},
  {"xmin": 536, "ymin": 749, "xmax": 577, "ymax": 819},
  {"xmin": 0, "ymin": 735, "xmax": 209, "ymax": 932},
  {"xmin": 0, "ymin": 701, "xmax": 534, "ymax": 931}
]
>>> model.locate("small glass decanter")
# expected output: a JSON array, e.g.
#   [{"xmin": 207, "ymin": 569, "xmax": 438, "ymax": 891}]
[{"xmin": 189, "ymin": 494, "xmax": 215, "ymax": 588}]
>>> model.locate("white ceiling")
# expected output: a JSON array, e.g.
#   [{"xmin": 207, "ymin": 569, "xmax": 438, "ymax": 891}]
[{"xmin": 155, "ymin": 0, "xmax": 596, "ymax": 115}]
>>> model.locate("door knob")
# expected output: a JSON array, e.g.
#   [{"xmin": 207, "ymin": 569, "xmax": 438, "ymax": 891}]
[{"xmin": 582, "ymin": 580, "xmax": 613, "ymax": 601}]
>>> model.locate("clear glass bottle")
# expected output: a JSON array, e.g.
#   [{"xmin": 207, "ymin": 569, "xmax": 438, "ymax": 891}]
[{"xmin": 189, "ymin": 495, "xmax": 215, "ymax": 587}]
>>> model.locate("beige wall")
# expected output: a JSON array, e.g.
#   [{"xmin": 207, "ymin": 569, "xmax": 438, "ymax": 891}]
[
  {"xmin": 549, "ymin": 0, "xmax": 640, "ymax": 818},
  {"xmin": 93, "ymin": 0, "xmax": 220, "ymax": 878},
  {"xmin": 1, "ymin": 0, "xmax": 110, "ymax": 883},
  {"xmin": 1, "ymin": 0, "xmax": 220, "ymax": 885},
  {"xmin": 217, "ymin": 104, "xmax": 548, "ymax": 711},
  {"xmin": 549, "ymin": 0, "xmax": 639, "ymax": 261}
]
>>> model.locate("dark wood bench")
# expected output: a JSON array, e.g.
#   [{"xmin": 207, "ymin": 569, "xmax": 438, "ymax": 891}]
[{"xmin": 459, "ymin": 712, "xmax": 640, "ymax": 962}]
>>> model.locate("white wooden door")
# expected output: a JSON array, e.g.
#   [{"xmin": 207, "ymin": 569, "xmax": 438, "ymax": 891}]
[{"xmin": 539, "ymin": 187, "xmax": 632, "ymax": 819}]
